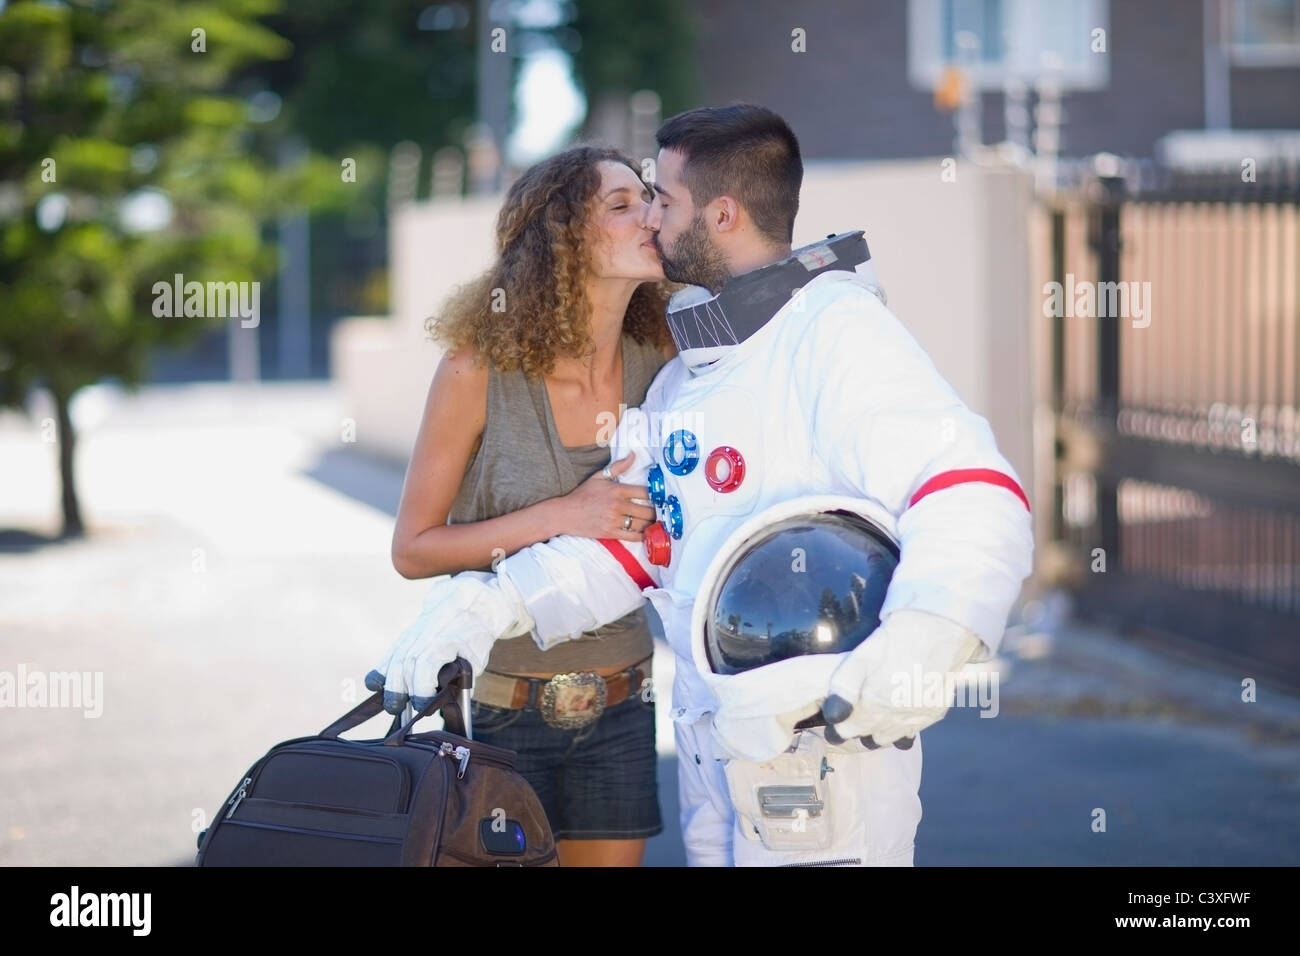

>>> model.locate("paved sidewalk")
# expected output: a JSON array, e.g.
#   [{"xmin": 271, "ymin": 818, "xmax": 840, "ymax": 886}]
[{"xmin": 2, "ymin": 382, "xmax": 1296, "ymax": 867}]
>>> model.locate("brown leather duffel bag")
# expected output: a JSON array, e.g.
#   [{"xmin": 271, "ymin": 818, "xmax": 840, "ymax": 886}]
[{"xmin": 196, "ymin": 660, "xmax": 557, "ymax": 866}]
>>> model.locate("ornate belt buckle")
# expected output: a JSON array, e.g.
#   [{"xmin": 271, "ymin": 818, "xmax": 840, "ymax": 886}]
[{"xmin": 540, "ymin": 671, "xmax": 606, "ymax": 729}]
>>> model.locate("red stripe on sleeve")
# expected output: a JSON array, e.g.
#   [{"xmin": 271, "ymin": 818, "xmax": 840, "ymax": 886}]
[
  {"xmin": 597, "ymin": 539, "xmax": 656, "ymax": 590},
  {"xmin": 908, "ymin": 468, "xmax": 1031, "ymax": 512}
]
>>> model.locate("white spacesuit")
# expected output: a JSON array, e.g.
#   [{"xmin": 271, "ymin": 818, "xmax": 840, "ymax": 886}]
[{"xmin": 370, "ymin": 230, "xmax": 1034, "ymax": 866}]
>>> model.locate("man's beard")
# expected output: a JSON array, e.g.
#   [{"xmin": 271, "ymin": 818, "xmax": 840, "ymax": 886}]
[{"xmin": 657, "ymin": 213, "xmax": 731, "ymax": 293}]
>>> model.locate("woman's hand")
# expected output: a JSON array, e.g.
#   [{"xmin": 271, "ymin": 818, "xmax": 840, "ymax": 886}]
[{"xmin": 551, "ymin": 454, "xmax": 658, "ymax": 542}]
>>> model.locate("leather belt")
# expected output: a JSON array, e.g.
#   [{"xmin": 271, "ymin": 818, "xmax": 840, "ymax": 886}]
[{"xmin": 473, "ymin": 657, "xmax": 653, "ymax": 729}]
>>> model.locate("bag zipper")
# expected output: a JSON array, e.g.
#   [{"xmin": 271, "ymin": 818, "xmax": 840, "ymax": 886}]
[
  {"xmin": 425, "ymin": 754, "xmax": 451, "ymax": 865},
  {"xmin": 222, "ymin": 819, "xmax": 405, "ymax": 845},
  {"xmin": 238, "ymin": 797, "xmax": 406, "ymax": 818},
  {"xmin": 408, "ymin": 733, "xmax": 516, "ymax": 770},
  {"xmin": 224, "ymin": 776, "xmax": 252, "ymax": 820},
  {"xmin": 408, "ymin": 738, "xmax": 515, "ymax": 776}
]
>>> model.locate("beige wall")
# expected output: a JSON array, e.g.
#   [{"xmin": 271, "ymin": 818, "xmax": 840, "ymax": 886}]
[
  {"xmin": 332, "ymin": 160, "xmax": 1039, "ymax": 536},
  {"xmin": 330, "ymin": 196, "xmax": 502, "ymax": 465},
  {"xmin": 794, "ymin": 160, "xmax": 1036, "ymax": 488}
]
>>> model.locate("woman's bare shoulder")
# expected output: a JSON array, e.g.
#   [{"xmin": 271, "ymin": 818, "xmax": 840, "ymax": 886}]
[
  {"xmin": 421, "ymin": 344, "xmax": 489, "ymax": 441},
  {"xmin": 437, "ymin": 343, "xmax": 489, "ymax": 379},
  {"xmin": 431, "ymin": 344, "xmax": 491, "ymax": 403}
]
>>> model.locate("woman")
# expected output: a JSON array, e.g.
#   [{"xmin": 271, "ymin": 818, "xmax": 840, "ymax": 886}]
[{"xmin": 390, "ymin": 146, "xmax": 675, "ymax": 867}]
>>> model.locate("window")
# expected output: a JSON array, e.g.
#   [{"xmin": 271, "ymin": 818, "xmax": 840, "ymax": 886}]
[
  {"xmin": 1227, "ymin": 0, "xmax": 1300, "ymax": 66},
  {"xmin": 909, "ymin": 0, "xmax": 1110, "ymax": 91}
]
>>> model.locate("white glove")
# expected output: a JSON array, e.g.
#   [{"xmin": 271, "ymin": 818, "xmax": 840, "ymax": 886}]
[
  {"xmin": 702, "ymin": 651, "xmax": 841, "ymax": 763},
  {"xmin": 821, "ymin": 609, "xmax": 983, "ymax": 747},
  {"xmin": 364, "ymin": 572, "xmax": 534, "ymax": 715},
  {"xmin": 709, "ymin": 704, "xmax": 822, "ymax": 762}
]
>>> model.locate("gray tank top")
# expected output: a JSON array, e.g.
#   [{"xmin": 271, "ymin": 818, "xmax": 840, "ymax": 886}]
[{"xmin": 447, "ymin": 333, "xmax": 668, "ymax": 675}]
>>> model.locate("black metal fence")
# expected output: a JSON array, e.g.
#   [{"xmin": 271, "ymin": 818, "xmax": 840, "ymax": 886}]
[{"xmin": 1046, "ymin": 173, "xmax": 1300, "ymax": 686}]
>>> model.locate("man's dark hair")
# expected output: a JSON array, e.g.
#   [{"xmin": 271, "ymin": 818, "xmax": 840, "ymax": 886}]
[{"xmin": 655, "ymin": 104, "xmax": 802, "ymax": 246}]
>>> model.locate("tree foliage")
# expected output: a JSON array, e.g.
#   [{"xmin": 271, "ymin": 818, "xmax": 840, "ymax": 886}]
[{"xmin": 0, "ymin": 0, "xmax": 346, "ymax": 534}]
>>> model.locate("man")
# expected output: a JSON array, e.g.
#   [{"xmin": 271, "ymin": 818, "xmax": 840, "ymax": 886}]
[{"xmin": 369, "ymin": 104, "xmax": 1033, "ymax": 865}]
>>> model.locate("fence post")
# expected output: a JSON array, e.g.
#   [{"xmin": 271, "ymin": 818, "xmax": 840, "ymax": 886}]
[
  {"xmin": 1050, "ymin": 205, "xmax": 1066, "ymax": 544},
  {"xmin": 1091, "ymin": 167, "xmax": 1126, "ymax": 568}
]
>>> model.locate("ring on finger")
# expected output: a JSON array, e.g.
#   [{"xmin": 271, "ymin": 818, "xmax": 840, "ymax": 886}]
[
  {"xmin": 601, "ymin": 465, "xmax": 613, "ymax": 480},
  {"xmin": 622, "ymin": 515, "xmax": 633, "ymax": 531}
]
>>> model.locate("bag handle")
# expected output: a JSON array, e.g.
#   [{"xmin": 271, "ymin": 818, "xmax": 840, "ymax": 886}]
[
  {"xmin": 382, "ymin": 658, "xmax": 474, "ymax": 746},
  {"xmin": 319, "ymin": 658, "xmax": 473, "ymax": 741},
  {"xmin": 319, "ymin": 692, "xmax": 387, "ymax": 739}
]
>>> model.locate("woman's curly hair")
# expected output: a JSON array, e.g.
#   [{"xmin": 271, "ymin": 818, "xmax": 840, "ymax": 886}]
[{"xmin": 426, "ymin": 146, "xmax": 674, "ymax": 375}]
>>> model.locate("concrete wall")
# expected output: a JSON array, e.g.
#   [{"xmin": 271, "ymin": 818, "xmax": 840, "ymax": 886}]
[
  {"xmin": 330, "ymin": 196, "xmax": 501, "ymax": 465},
  {"xmin": 331, "ymin": 159, "xmax": 1038, "ymax": 537}
]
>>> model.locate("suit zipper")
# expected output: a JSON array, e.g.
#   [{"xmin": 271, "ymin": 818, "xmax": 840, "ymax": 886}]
[{"xmin": 780, "ymin": 857, "xmax": 861, "ymax": 867}]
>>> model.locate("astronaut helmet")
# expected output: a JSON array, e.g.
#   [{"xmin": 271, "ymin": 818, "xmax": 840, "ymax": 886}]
[{"xmin": 688, "ymin": 497, "xmax": 899, "ymax": 732}]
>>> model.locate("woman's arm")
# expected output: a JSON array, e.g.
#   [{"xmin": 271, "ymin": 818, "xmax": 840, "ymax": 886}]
[
  {"xmin": 391, "ymin": 348, "xmax": 562, "ymax": 579},
  {"xmin": 391, "ymin": 348, "xmax": 654, "ymax": 579}
]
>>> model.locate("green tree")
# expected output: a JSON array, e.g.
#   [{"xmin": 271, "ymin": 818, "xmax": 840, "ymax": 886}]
[
  {"xmin": 568, "ymin": 0, "xmax": 697, "ymax": 126},
  {"xmin": 225, "ymin": 1, "xmax": 483, "ymax": 334},
  {"xmin": 239, "ymin": 0, "xmax": 480, "ymax": 160},
  {"xmin": 0, "ymin": 0, "xmax": 345, "ymax": 537}
]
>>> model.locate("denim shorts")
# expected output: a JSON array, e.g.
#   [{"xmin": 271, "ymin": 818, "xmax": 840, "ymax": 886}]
[{"xmin": 467, "ymin": 690, "xmax": 663, "ymax": 841}]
